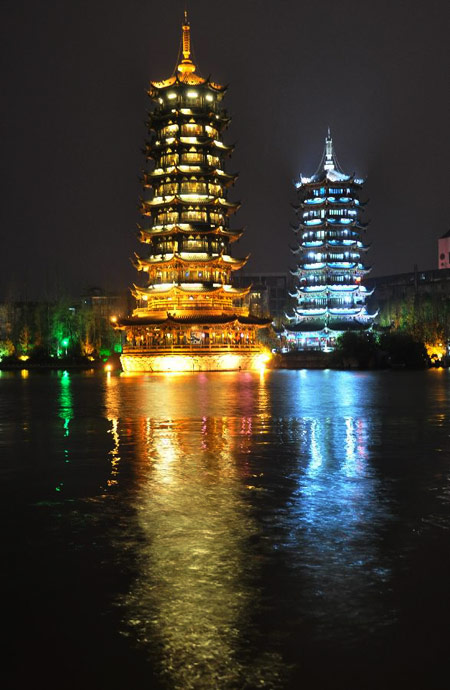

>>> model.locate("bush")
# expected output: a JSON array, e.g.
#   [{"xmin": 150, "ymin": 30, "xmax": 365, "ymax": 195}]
[
  {"xmin": 331, "ymin": 332, "xmax": 378, "ymax": 369},
  {"xmin": 379, "ymin": 332, "xmax": 429, "ymax": 369}
]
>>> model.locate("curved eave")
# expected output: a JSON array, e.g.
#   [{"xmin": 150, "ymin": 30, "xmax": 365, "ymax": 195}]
[
  {"xmin": 145, "ymin": 168, "xmax": 237, "ymax": 185},
  {"xmin": 138, "ymin": 225, "xmax": 244, "ymax": 243},
  {"xmin": 296, "ymin": 173, "xmax": 364, "ymax": 187},
  {"xmin": 328, "ymin": 308, "xmax": 366, "ymax": 316},
  {"xmin": 297, "ymin": 287, "xmax": 327, "ymax": 295},
  {"xmin": 300, "ymin": 200, "xmax": 362, "ymax": 210},
  {"xmin": 301, "ymin": 242, "xmax": 359, "ymax": 250},
  {"xmin": 299, "ymin": 220, "xmax": 358, "ymax": 230},
  {"xmin": 132, "ymin": 283, "xmax": 251, "ymax": 298},
  {"xmin": 135, "ymin": 252, "xmax": 249, "ymax": 270},
  {"xmin": 116, "ymin": 313, "xmax": 270, "ymax": 329},
  {"xmin": 327, "ymin": 321, "xmax": 373, "ymax": 333},
  {"xmin": 148, "ymin": 109, "xmax": 230, "ymax": 125},
  {"xmin": 286, "ymin": 322, "xmax": 326, "ymax": 333},
  {"xmin": 295, "ymin": 309, "xmax": 327, "ymax": 317},
  {"xmin": 327, "ymin": 285, "xmax": 359, "ymax": 292},
  {"xmin": 150, "ymin": 137, "xmax": 233, "ymax": 152},
  {"xmin": 150, "ymin": 71, "xmax": 227, "ymax": 90},
  {"xmin": 142, "ymin": 196, "xmax": 240, "ymax": 213}
]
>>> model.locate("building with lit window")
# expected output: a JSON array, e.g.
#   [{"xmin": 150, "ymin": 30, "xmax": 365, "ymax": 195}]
[
  {"xmin": 233, "ymin": 272, "xmax": 293, "ymax": 326},
  {"xmin": 116, "ymin": 13, "xmax": 271, "ymax": 372},
  {"xmin": 286, "ymin": 131, "xmax": 376, "ymax": 350},
  {"xmin": 438, "ymin": 230, "xmax": 450, "ymax": 269}
]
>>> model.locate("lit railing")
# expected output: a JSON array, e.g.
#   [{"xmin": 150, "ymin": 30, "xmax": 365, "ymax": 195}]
[
  {"xmin": 123, "ymin": 342, "xmax": 260, "ymax": 353},
  {"xmin": 132, "ymin": 304, "xmax": 248, "ymax": 317}
]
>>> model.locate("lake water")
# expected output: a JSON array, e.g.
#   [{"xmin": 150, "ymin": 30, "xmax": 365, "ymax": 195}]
[{"xmin": 2, "ymin": 369, "xmax": 450, "ymax": 689}]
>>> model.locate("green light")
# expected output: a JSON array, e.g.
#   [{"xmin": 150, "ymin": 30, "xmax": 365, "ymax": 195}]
[{"xmin": 61, "ymin": 338, "xmax": 69, "ymax": 347}]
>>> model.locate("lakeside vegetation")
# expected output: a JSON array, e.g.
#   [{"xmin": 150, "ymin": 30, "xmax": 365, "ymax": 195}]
[
  {"xmin": 0, "ymin": 295, "xmax": 447, "ymax": 371},
  {"xmin": 0, "ymin": 298, "xmax": 121, "ymax": 369}
]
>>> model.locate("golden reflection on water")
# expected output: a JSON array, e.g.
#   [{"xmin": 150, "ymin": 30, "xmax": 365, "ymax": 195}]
[{"xmin": 104, "ymin": 373, "xmax": 284, "ymax": 689}]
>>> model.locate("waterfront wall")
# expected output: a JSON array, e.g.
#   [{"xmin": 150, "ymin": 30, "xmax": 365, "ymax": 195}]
[{"xmin": 121, "ymin": 351, "xmax": 266, "ymax": 372}]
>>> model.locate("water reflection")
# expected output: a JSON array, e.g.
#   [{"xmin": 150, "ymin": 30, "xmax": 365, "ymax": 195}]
[
  {"xmin": 104, "ymin": 376, "xmax": 285, "ymax": 689},
  {"xmin": 285, "ymin": 373, "xmax": 393, "ymax": 639},
  {"xmin": 102, "ymin": 371, "xmax": 393, "ymax": 687},
  {"xmin": 57, "ymin": 371, "xmax": 73, "ymax": 494},
  {"xmin": 105, "ymin": 374, "xmax": 121, "ymax": 487}
]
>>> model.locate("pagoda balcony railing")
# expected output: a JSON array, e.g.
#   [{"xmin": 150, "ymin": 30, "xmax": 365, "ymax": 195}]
[
  {"xmin": 133, "ymin": 304, "xmax": 248, "ymax": 317},
  {"xmin": 122, "ymin": 342, "xmax": 260, "ymax": 354}
]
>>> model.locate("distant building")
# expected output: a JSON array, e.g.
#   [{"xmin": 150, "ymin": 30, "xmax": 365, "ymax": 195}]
[
  {"xmin": 366, "ymin": 266, "xmax": 450, "ymax": 312},
  {"xmin": 81, "ymin": 287, "xmax": 126, "ymax": 320},
  {"xmin": 286, "ymin": 131, "xmax": 376, "ymax": 350},
  {"xmin": 438, "ymin": 230, "xmax": 450, "ymax": 269},
  {"xmin": 233, "ymin": 272, "xmax": 292, "ymax": 325}
]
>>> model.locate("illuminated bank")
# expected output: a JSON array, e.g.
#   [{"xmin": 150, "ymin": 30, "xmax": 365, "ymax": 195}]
[
  {"xmin": 116, "ymin": 13, "xmax": 271, "ymax": 372},
  {"xmin": 286, "ymin": 131, "xmax": 376, "ymax": 350}
]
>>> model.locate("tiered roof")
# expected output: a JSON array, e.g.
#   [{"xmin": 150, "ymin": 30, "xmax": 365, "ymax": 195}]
[
  {"xmin": 287, "ymin": 132, "xmax": 376, "ymax": 336},
  {"xmin": 120, "ymin": 12, "xmax": 271, "ymax": 329}
]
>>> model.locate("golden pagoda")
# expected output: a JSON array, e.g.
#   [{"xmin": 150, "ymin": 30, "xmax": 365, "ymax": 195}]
[{"xmin": 117, "ymin": 13, "xmax": 272, "ymax": 372}]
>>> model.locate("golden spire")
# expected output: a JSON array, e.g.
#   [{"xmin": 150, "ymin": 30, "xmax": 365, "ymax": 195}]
[{"xmin": 177, "ymin": 10, "xmax": 196, "ymax": 75}]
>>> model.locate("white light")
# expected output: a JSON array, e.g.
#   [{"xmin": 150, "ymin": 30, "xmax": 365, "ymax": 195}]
[
  {"xmin": 186, "ymin": 90, "xmax": 198, "ymax": 98},
  {"xmin": 167, "ymin": 92, "xmax": 177, "ymax": 99},
  {"xmin": 205, "ymin": 93, "xmax": 214, "ymax": 102}
]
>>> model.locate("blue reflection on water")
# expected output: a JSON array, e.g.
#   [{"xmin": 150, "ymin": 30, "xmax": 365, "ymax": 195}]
[{"xmin": 278, "ymin": 372, "xmax": 392, "ymax": 639}]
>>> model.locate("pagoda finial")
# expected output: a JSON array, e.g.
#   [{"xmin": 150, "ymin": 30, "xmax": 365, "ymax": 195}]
[
  {"xmin": 178, "ymin": 9, "xmax": 196, "ymax": 75},
  {"xmin": 324, "ymin": 128, "xmax": 334, "ymax": 171}
]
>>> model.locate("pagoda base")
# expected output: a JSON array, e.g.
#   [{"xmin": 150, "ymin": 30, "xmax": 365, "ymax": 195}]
[{"xmin": 121, "ymin": 350, "xmax": 268, "ymax": 373}]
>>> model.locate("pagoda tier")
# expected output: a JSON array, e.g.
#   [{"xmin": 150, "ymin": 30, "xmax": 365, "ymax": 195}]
[
  {"xmin": 137, "ymin": 224, "xmax": 244, "ymax": 243},
  {"xmin": 143, "ymin": 169, "xmax": 237, "ymax": 187},
  {"xmin": 285, "ymin": 131, "xmax": 376, "ymax": 351},
  {"xmin": 116, "ymin": 13, "xmax": 271, "ymax": 372}
]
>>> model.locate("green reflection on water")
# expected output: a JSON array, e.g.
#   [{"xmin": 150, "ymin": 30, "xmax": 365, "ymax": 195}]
[{"xmin": 57, "ymin": 371, "xmax": 73, "ymax": 479}]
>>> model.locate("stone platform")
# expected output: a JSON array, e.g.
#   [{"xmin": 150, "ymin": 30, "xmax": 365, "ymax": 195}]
[{"xmin": 121, "ymin": 350, "xmax": 268, "ymax": 373}]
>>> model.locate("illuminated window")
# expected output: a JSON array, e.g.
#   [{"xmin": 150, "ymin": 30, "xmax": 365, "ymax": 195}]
[
  {"xmin": 181, "ymin": 124, "xmax": 203, "ymax": 136},
  {"xmin": 180, "ymin": 182, "xmax": 207, "ymax": 195},
  {"xmin": 159, "ymin": 182, "xmax": 177, "ymax": 195},
  {"xmin": 167, "ymin": 92, "xmax": 177, "ymax": 100},
  {"xmin": 181, "ymin": 210, "xmax": 207, "ymax": 222},
  {"xmin": 186, "ymin": 90, "xmax": 198, "ymax": 99},
  {"xmin": 205, "ymin": 93, "xmax": 214, "ymax": 102},
  {"xmin": 161, "ymin": 153, "xmax": 179, "ymax": 166},
  {"xmin": 210, "ymin": 212, "xmax": 224, "ymax": 225},
  {"xmin": 207, "ymin": 154, "xmax": 220, "ymax": 167},
  {"xmin": 161, "ymin": 124, "xmax": 178, "ymax": 137},
  {"xmin": 158, "ymin": 211, "xmax": 179, "ymax": 224},
  {"xmin": 182, "ymin": 152, "xmax": 203, "ymax": 163},
  {"xmin": 208, "ymin": 183, "xmax": 221, "ymax": 196}
]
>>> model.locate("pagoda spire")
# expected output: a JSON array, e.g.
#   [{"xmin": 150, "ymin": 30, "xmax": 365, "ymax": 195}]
[
  {"xmin": 177, "ymin": 10, "xmax": 196, "ymax": 76},
  {"xmin": 324, "ymin": 128, "xmax": 335, "ymax": 171}
]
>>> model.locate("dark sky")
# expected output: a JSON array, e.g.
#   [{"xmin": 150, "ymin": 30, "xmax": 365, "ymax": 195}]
[{"xmin": 2, "ymin": 0, "xmax": 449, "ymax": 299}]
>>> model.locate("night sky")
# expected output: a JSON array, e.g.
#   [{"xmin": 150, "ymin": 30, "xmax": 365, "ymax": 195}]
[{"xmin": 2, "ymin": 0, "xmax": 449, "ymax": 299}]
